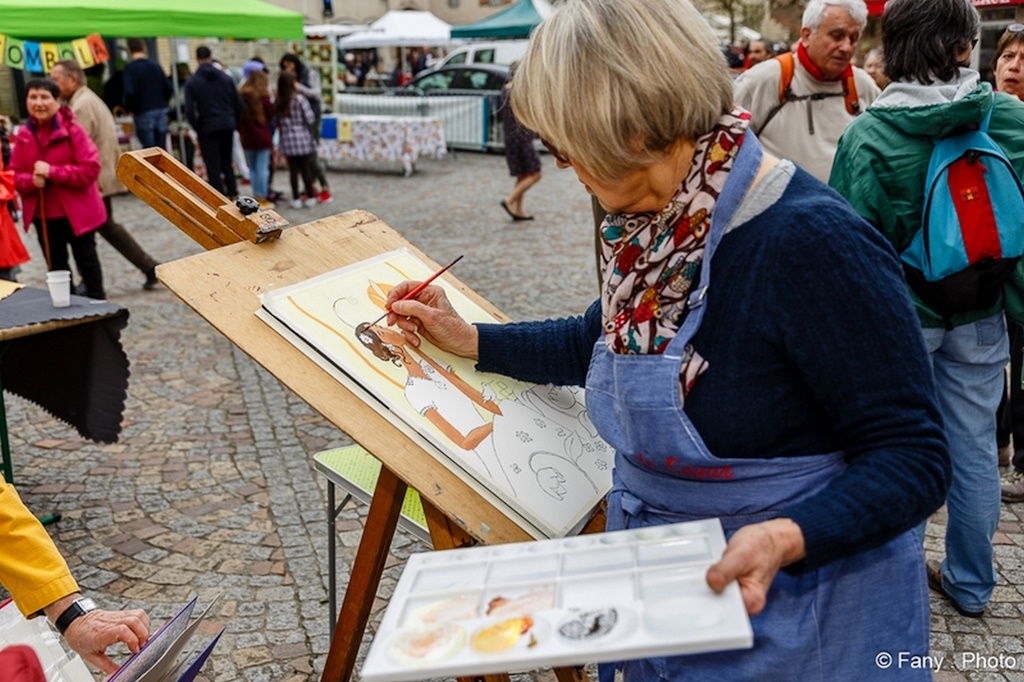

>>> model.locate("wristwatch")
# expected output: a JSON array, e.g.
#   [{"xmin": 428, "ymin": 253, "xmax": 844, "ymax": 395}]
[{"xmin": 54, "ymin": 597, "xmax": 97, "ymax": 636}]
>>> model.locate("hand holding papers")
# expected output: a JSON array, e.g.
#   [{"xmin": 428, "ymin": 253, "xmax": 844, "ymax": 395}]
[{"xmin": 107, "ymin": 595, "xmax": 223, "ymax": 682}]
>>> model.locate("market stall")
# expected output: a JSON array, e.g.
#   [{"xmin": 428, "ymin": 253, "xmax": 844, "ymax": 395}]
[
  {"xmin": 338, "ymin": 10, "xmax": 460, "ymax": 84},
  {"xmin": 0, "ymin": 0, "xmax": 305, "ymax": 161},
  {"xmin": 449, "ymin": 0, "xmax": 552, "ymax": 39},
  {"xmin": 318, "ymin": 114, "xmax": 446, "ymax": 176},
  {"xmin": 305, "ymin": 24, "xmax": 370, "ymax": 112}
]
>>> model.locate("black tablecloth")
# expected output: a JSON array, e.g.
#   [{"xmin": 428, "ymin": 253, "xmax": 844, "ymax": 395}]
[{"xmin": 0, "ymin": 287, "xmax": 130, "ymax": 443}]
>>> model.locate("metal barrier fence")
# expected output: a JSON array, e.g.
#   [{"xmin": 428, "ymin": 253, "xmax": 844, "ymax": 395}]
[{"xmin": 335, "ymin": 88, "xmax": 506, "ymax": 152}]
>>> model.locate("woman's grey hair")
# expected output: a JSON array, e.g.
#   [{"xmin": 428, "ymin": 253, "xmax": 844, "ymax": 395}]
[
  {"xmin": 509, "ymin": 0, "xmax": 733, "ymax": 184},
  {"xmin": 882, "ymin": 0, "xmax": 979, "ymax": 84},
  {"xmin": 802, "ymin": 0, "xmax": 868, "ymax": 31}
]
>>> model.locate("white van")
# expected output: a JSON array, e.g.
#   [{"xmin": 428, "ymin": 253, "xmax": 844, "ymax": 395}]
[{"xmin": 433, "ymin": 40, "xmax": 529, "ymax": 70}]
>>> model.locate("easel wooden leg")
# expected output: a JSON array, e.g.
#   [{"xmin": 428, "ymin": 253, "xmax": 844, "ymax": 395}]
[
  {"xmin": 422, "ymin": 501, "xmax": 590, "ymax": 682},
  {"xmin": 422, "ymin": 499, "xmax": 475, "ymax": 551},
  {"xmin": 554, "ymin": 666, "xmax": 590, "ymax": 682},
  {"xmin": 322, "ymin": 467, "xmax": 406, "ymax": 682}
]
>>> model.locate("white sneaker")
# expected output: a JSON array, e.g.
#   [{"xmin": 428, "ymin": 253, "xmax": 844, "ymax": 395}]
[
  {"xmin": 290, "ymin": 199, "xmax": 303, "ymax": 209},
  {"xmin": 303, "ymin": 196, "xmax": 319, "ymax": 208}
]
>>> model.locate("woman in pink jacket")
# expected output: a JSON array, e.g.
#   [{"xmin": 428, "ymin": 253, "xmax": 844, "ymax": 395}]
[{"xmin": 10, "ymin": 79, "xmax": 106, "ymax": 299}]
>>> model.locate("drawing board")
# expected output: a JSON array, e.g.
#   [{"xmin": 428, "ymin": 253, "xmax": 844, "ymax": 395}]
[
  {"xmin": 259, "ymin": 248, "xmax": 613, "ymax": 539},
  {"xmin": 360, "ymin": 519, "xmax": 753, "ymax": 682}
]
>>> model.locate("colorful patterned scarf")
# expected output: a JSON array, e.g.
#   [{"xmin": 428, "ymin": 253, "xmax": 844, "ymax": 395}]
[{"xmin": 599, "ymin": 107, "xmax": 750, "ymax": 398}]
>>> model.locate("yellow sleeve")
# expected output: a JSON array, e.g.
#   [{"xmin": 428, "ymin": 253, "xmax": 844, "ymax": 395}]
[{"xmin": 0, "ymin": 477, "xmax": 78, "ymax": 617}]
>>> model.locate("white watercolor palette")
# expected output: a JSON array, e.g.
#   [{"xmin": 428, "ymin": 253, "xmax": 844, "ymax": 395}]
[{"xmin": 360, "ymin": 518, "xmax": 752, "ymax": 682}]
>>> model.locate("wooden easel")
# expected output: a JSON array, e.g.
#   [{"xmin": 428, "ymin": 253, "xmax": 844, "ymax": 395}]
[
  {"xmin": 118, "ymin": 149, "xmax": 601, "ymax": 682},
  {"xmin": 117, "ymin": 148, "xmax": 287, "ymax": 248}
]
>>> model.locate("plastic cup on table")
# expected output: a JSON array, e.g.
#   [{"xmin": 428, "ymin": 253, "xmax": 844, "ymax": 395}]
[{"xmin": 45, "ymin": 269, "xmax": 71, "ymax": 308}]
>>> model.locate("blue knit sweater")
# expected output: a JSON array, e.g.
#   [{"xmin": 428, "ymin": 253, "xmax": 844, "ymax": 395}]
[{"xmin": 476, "ymin": 168, "xmax": 950, "ymax": 569}]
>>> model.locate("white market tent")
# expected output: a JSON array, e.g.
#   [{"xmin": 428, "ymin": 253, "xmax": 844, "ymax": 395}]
[
  {"xmin": 337, "ymin": 10, "xmax": 455, "ymax": 49},
  {"xmin": 304, "ymin": 23, "xmax": 368, "ymax": 39}
]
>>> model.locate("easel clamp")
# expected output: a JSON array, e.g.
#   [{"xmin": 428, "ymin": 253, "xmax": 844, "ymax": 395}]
[{"xmin": 116, "ymin": 147, "xmax": 287, "ymax": 248}]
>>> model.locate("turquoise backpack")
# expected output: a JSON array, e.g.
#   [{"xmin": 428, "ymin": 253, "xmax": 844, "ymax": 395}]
[{"xmin": 901, "ymin": 94, "xmax": 1024, "ymax": 320}]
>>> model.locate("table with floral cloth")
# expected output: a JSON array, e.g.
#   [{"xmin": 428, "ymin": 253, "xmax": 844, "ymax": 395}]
[{"xmin": 317, "ymin": 115, "xmax": 447, "ymax": 177}]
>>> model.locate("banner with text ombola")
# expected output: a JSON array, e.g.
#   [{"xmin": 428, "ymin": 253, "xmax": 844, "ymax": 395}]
[{"xmin": 0, "ymin": 33, "xmax": 109, "ymax": 72}]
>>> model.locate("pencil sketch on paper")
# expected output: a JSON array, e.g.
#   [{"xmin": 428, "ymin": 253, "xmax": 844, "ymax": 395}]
[{"xmin": 258, "ymin": 248, "xmax": 613, "ymax": 538}]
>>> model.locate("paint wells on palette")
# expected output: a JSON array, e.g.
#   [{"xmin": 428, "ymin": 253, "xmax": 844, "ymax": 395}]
[
  {"xmin": 469, "ymin": 615, "xmax": 552, "ymax": 656},
  {"xmin": 556, "ymin": 606, "xmax": 638, "ymax": 645},
  {"xmin": 412, "ymin": 563, "xmax": 487, "ymax": 593},
  {"xmin": 666, "ymin": 522, "xmax": 708, "ymax": 537},
  {"xmin": 561, "ymin": 535, "xmax": 598, "ymax": 550},
  {"xmin": 561, "ymin": 546, "xmax": 633, "ymax": 576},
  {"xmin": 386, "ymin": 623, "xmax": 466, "ymax": 667},
  {"xmin": 597, "ymin": 532, "xmax": 630, "ymax": 546},
  {"xmin": 419, "ymin": 547, "xmax": 481, "ymax": 565},
  {"xmin": 637, "ymin": 569, "xmax": 726, "ymax": 636},
  {"xmin": 635, "ymin": 537, "xmax": 712, "ymax": 567},
  {"xmin": 401, "ymin": 594, "xmax": 481, "ymax": 628},
  {"xmin": 559, "ymin": 574, "xmax": 635, "ymax": 606},
  {"xmin": 634, "ymin": 526, "xmax": 670, "ymax": 541},
  {"xmin": 525, "ymin": 542, "xmax": 560, "ymax": 555},
  {"xmin": 487, "ymin": 555, "xmax": 558, "ymax": 583},
  {"xmin": 481, "ymin": 584, "xmax": 556, "ymax": 620},
  {"xmin": 644, "ymin": 596, "xmax": 725, "ymax": 634},
  {"xmin": 637, "ymin": 566, "xmax": 710, "ymax": 601}
]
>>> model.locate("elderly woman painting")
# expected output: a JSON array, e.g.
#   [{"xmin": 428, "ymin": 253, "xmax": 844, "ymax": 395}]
[{"xmin": 384, "ymin": 0, "xmax": 950, "ymax": 677}]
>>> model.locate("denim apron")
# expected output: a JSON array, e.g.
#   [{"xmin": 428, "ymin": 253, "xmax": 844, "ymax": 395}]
[{"xmin": 586, "ymin": 134, "xmax": 930, "ymax": 681}]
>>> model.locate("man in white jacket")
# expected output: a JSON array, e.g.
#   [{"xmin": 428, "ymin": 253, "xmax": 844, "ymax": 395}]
[{"xmin": 734, "ymin": 0, "xmax": 880, "ymax": 182}]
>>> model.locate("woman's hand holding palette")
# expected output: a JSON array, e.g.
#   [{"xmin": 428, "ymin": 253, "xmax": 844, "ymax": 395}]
[{"xmin": 361, "ymin": 519, "xmax": 752, "ymax": 682}]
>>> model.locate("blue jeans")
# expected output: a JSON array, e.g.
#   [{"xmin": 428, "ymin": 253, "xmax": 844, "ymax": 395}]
[
  {"xmin": 921, "ymin": 312, "xmax": 1007, "ymax": 612},
  {"xmin": 134, "ymin": 108, "xmax": 168, "ymax": 150},
  {"xmin": 244, "ymin": 148, "xmax": 271, "ymax": 200}
]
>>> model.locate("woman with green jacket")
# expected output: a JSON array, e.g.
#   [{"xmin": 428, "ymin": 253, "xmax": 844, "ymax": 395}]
[{"xmin": 830, "ymin": 0, "xmax": 1024, "ymax": 618}]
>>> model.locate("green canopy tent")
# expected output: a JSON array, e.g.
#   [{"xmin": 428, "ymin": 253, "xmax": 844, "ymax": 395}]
[
  {"xmin": 0, "ymin": 0, "xmax": 304, "ymax": 165},
  {"xmin": 0, "ymin": 0, "xmax": 304, "ymax": 40},
  {"xmin": 449, "ymin": 0, "xmax": 551, "ymax": 39}
]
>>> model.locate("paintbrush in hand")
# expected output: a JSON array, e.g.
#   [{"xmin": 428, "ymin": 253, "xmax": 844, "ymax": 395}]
[{"xmin": 367, "ymin": 255, "xmax": 464, "ymax": 328}]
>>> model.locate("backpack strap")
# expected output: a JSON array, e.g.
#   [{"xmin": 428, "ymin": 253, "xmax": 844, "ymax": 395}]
[
  {"xmin": 754, "ymin": 53, "xmax": 796, "ymax": 135},
  {"xmin": 776, "ymin": 52, "xmax": 795, "ymax": 104},
  {"xmin": 841, "ymin": 71, "xmax": 860, "ymax": 117},
  {"xmin": 754, "ymin": 52, "xmax": 860, "ymax": 135}
]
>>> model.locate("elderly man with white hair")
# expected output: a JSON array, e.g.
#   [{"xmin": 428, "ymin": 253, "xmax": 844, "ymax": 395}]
[{"xmin": 734, "ymin": 0, "xmax": 880, "ymax": 182}]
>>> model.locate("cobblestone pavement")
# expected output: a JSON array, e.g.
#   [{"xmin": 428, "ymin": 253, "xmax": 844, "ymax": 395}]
[{"xmin": 3, "ymin": 150, "xmax": 1023, "ymax": 682}]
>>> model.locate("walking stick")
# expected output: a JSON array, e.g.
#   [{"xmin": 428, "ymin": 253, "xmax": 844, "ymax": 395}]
[{"xmin": 39, "ymin": 185, "xmax": 52, "ymax": 271}]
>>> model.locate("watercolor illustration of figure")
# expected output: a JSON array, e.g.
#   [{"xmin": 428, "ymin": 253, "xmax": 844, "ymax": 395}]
[
  {"xmin": 355, "ymin": 321, "xmax": 513, "ymax": 490},
  {"xmin": 353, "ymin": 317, "xmax": 608, "ymax": 510}
]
